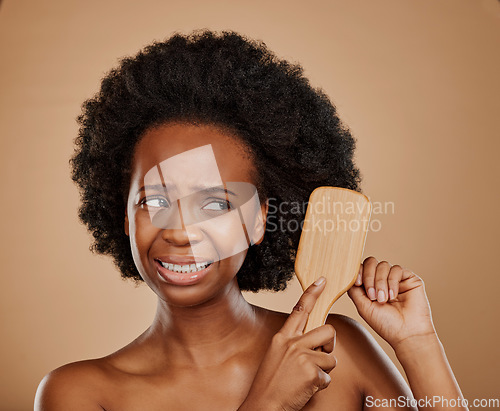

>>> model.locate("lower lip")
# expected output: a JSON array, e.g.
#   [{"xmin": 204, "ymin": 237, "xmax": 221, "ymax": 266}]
[{"xmin": 155, "ymin": 260, "xmax": 213, "ymax": 286}]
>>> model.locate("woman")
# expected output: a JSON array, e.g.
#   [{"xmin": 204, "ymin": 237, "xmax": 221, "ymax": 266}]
[{"xmin": 35, "ymin": 30, "xmax": 466, "ymax": 410}]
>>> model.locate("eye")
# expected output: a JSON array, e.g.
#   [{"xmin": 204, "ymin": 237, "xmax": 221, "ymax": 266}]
[
  {"xmin": 202, "ymin": 199, "xmax": 231, "ymax": 211},
  {"xmin": 139, "ymin": 196, "xmax": 170, "ymax": 209}
]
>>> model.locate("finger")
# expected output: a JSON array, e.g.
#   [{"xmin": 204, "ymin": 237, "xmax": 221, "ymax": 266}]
[
  {"xmin": 398, "ymin": 270, "xmax": 424, "ymax": 294},
  {"xmin": 347, "ymin": 283, "xmax": 374, "ymax": 318},
  {"xmin": 387, "ymin": 265, "xmax": 403, "ymax": 301},
  {"xmin": 374, "ymin": 261, "xmax": 391, "ymax": 303},
  {"xmin": 321, "ymin": 337, "xmax": 335, "ymax": 354},
  {"xmin": 401, "ymin": 269, "xmax": 414, "ymax": 281},
  {"xmin": 281, "ymin": 277, "xmax": 326, "ymax": 337},
  {"xmin": 314, "ymin": 331, "xmax": 335, "ymax": 353},
  {"xmin": 300, "ymin": 324, "xmax": 336, "ymax": 350},
  {"xmin": 316, "ymin": 369, "xmax": 332, "ymax": 391},
  {"xmin": 354, "ymin": 263, "xmax": 363, "ymax": 286},
  {"xmin": 306, "ymin": 351, "xmax": 337, "ymax": 374},
  {"xmin": 362, "ymin": 256, "xmax": 378, "ymax": 301}
]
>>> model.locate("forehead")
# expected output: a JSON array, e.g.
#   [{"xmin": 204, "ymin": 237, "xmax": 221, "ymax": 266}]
[{"xmin": 132, "ymin": 123, "xmax": 256, "ymax": 184}]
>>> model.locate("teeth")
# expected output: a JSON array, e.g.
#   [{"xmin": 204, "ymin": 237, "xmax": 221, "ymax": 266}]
[{"xmin": 159, "ymin": 260, "xmax": 210, "ymax": 273}]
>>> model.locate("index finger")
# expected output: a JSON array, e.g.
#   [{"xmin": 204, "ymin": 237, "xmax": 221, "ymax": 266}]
[{"xmin": 280, "ymin": 277, "xmax": 326, "ymax": 337}]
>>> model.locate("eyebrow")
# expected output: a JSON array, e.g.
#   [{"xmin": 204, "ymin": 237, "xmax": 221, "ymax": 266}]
[{"xmin": 137, "ymin": 184, "xmax": 238, "ymax": 197}]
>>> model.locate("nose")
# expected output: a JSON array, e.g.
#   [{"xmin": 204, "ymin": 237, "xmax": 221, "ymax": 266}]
[
  {"xmin": 160, "ymin": 199, "xmax": 203, "ymax": 246},
  {"xmin": 161, "ymin": 227, "xmax": 193, "ymax": 245},
  {"xmin": 161, "ymin": 225, "xmax": 203, "ymax": 245}
]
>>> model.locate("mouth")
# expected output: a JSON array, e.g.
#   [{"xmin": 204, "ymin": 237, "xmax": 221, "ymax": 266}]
[
  {"xmin": 154, "ymin": 257, "xmax": 215, "ymax": 286},
  {"xmin": 155, "ymin": 259, "xmax": 213, "ymax": 274}
]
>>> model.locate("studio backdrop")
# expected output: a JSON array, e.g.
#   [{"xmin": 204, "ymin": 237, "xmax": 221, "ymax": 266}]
[{"xmin": 0, "ymin": 0, "xmax": 499, "ymax": 409}]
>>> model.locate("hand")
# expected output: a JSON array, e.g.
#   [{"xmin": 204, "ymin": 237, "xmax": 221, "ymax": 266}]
[
  {"xmin": 347, "ymin": 256, "xmax": 436, "ymax": 351},
  {"xmin": 239, "ymin": 278, "xmax": 337, "ymax": 411}
]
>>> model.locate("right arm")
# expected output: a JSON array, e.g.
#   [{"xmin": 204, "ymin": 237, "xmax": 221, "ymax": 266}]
[{"xmin": 238, "ymin": 277, "xmax": 337, "ymax": 411}]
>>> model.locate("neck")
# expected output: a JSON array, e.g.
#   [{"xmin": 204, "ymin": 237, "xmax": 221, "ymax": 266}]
[{"xmin": 146, "ymin": 279, "xmax": 266, "ymax": 368}]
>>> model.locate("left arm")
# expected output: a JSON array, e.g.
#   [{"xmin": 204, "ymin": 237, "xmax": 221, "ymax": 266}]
[{"xmin": 348, "ymin": 257, "xmax": 467, "ymax": 410}]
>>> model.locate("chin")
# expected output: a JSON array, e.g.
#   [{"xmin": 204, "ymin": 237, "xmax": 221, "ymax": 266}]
[{"xmin": 155, "ymin": 277, "xmax": 236, "ymax": 308}]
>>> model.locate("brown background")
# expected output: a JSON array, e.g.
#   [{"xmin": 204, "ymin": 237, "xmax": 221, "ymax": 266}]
[{"xmin": 1, "ymin": 0, "xmax": 499, "ymax": 409}]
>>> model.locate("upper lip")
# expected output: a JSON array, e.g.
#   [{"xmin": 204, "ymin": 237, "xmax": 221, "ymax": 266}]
[{"xmin": 155, "ymin": 255, "xmax": 213, "ymax": 265}]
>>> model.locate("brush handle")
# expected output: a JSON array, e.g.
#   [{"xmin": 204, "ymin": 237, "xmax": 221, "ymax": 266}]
[
  {"xmin": 303, "ymin": 276, "xmax": 357, "ymax": 333},
  {"xmin": 304, "ymin": 302, "xmax": 330, "ymax": 334}
]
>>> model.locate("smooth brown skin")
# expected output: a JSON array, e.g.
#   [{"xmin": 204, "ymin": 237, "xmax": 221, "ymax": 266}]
[{"xmin": 35, "ymin": 124, "xmax": 466, "ymax": 410}]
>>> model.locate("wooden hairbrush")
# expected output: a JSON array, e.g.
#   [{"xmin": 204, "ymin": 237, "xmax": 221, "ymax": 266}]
[{"xmin": 295, "ymin": 187, "xmax": 372, "ymax": 333}]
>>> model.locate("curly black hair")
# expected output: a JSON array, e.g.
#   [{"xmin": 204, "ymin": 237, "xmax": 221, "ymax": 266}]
[{"xmin": 70, "ymin": 29, "xmax": 362, "ymax": 292}]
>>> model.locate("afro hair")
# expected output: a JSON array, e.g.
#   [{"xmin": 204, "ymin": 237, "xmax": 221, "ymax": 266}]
[{"xmin": 70, "ymin": 30, "xmax": 362, "ymax": 292}]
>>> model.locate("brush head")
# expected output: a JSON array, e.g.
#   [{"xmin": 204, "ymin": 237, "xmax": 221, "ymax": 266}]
[{"xmin": 295, "ymin": 187, "xmax": 372, "ymax": 333}]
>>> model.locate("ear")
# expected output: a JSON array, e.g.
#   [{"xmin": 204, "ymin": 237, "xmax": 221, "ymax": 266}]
[
  {"xmin": 251, "ymin": 199, "xmax": 269, "ymax": 245},
  {"xmin": 124, "ymin": 210, "xmax": 130, "ymax": 236}
]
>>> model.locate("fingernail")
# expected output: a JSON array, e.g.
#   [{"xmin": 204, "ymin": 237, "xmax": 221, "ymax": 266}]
[
  {"xmin": 367, "ymin": 287, "xmax": 376, "ymax": 300},
  {"xmin": 355, "ymin": 273, "xmax": 362, "ymax": 285},
  {"xmin": 389, "ymin": 289, "xmax": 395, "ymax": 300},
  {"xmin": 377, "ymin": 290, "xmax": 385, "ymax": 303},
  {"xmin": 314, "ymin": 276, "xmax": 326, "ymax": 286}
]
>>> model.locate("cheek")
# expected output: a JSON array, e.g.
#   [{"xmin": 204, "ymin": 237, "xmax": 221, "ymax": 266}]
[
  {"xmin": 218, "ymin": 249, "xmax": 248, "ymax": 279},
  {"xmin": 128, "ymin": 211, "xmax": 158, "ymax": 275},
  {"xmin": 188, "ymin": 211, "xmax": 249, "ymax": 261}
]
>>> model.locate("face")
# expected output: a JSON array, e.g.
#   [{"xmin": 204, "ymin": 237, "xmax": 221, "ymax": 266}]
[{"xmin": 125, "ymin": 123, "xmax": 268, "ymax": 307}]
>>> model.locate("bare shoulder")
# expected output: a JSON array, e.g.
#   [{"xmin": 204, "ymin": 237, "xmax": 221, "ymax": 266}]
[
  {"xmin": 326, "ymin": 314, "xmax": 414, "ymax": 402},
  {"xmin": 325, "ymin": 313, "xmax": 399, "ymax": 374},
  {"xmin": 254, "ymin": 307, "xmax": 409, "ymax": 387},
  {"xmin": 326, "ymin": 313, "xmax": 383, "ymax": 353},
  {"xmin": 34, "ymin": 358, "xmax": 110, "ymax": 411}
]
